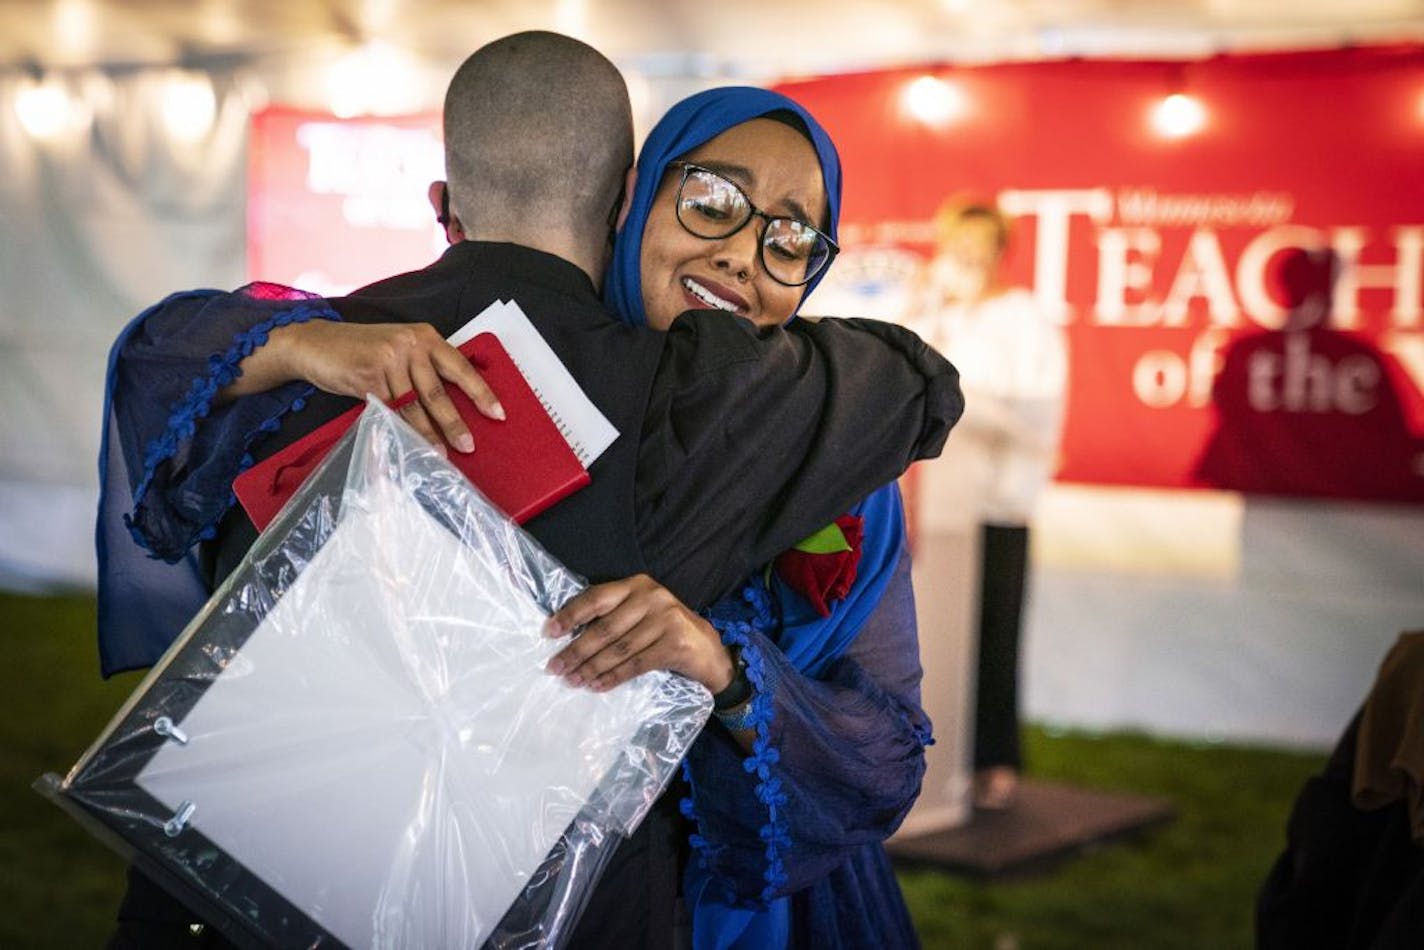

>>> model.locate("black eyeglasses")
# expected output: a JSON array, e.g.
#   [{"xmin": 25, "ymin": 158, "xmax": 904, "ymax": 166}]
[{"xmin": 668, "ymin": 161, "xmax": 838, "ymax": 288}]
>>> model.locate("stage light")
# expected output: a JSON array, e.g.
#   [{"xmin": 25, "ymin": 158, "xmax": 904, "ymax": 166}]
[
  {"xmin": 52, "ymin": 0, "xmax": 98, "ymax": 62},
  {"xmin": 161, "ymin": 71, "xmax": 217, "ymax": 144},
  {"xmin": 15, "ymin": 75, "xmax": 78, "ymax": 140},
  {"xmin": 902, "ymin": 75, "xmax": 967, "ymax": 128},
  {"xmin": 554, "ymin": 0, "xmax": 588, "ymax": 37},
  {"xmin": 1151, "ymin": 92, "xmax": 1206, "ymax": 139},
  {"xmin": 327, "ymin": 41, "xmax": 421, "ymax": 118}
]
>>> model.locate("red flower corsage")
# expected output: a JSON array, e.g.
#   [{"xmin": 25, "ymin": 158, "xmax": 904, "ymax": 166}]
[{"xmin": 772, "ymin": 514, "xmax": 864, "ymax": 617}]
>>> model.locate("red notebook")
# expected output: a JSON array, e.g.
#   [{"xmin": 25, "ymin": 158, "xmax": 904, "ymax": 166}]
[{"xmin": 233, "ymin": 333, "xmax": 590, "ymax": 531}]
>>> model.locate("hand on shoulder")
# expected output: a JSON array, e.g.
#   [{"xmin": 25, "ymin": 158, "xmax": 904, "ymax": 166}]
[{"xmin": 224, "ymin": 319, "xmax": 505, "ymax": 454}]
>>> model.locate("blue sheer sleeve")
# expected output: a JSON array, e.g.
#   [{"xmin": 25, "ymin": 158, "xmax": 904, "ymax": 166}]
[
  {"xmin": 683, "ymin": 544, "xmax": 930, "ymax": 903},
  {"xmin": 97, "ymin": 284, "xmax": 338, "ymax": 675},
  {"xmin": 112, "ymin": 285, "xmax": 338, "ymax": 559}
]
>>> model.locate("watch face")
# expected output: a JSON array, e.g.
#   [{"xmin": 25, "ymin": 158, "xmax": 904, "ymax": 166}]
[{"xmin": 713, "ymin": 649, "xmax": 752, "ymax": 711}]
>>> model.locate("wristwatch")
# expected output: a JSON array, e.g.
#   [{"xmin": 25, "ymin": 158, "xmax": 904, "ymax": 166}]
[{"xmin": 711, "ymin": 647, "xmax": 752, "ymax": 711}]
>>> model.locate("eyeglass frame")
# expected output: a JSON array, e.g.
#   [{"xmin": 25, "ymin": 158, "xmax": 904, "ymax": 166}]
[{"xmin": 666, "ymin": 161, "xmax": 839, "ymax": 288}]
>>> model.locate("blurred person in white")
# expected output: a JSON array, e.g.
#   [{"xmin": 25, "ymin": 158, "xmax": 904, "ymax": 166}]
[{"xmin": 910, "ymin": 199, "xmax": 1068, "ymax": 810}]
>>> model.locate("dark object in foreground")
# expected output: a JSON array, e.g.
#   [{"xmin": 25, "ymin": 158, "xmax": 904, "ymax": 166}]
[{"xmin": 1257, "ymin": 630, "xmax": 1424, "ymax": 950}]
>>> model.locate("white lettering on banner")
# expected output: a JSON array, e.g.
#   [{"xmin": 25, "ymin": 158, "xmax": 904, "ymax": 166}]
[
  {"xmin": 1247, "ymin": 333, "xmax": 1381, "ymax": 414},
  {"xmin": 1129, "ymin": 328, "xmax": 1394, "ymax": 413},
  {"xmin": 1101, "ymin": 224, "xmax": 1419, "ymax": 333},
  {"xmin": 1233, "ymin": 225, "xmax": 1328, "ymax": 330},
  {"xmin": 1133, "ymin": 351, "xmax": 1188, "ymax": 408},
  {"xmin": 1163, "ymin": 230, "xmax": 1241, "ymax": 328},
  {"xmin": 885, "ymin": 187, "xmax": 1424, "ymax": 416},
  {"xmin": 296, "ymin": 122, "xmax": 444, "ymax": 231},
  {"xmin": 1095, "ymin": 228, "xmax": 1160, "ymax": 326},
  {"xmin": 1097, "ymin": 227, "xmax": 1251, "ymax": 329},
  {"xmin": 1115, "ymin": 188, "xmax": 1294, "ymax": 228},
  {"xmin": 999, "ymin": 190, "xmax": 1423, "ymax": 335},
  {"xmin": 1130, "ymin": 328, "xmax": 1230, "ymax": 409},
  {"xmin": 999, "ymin": 188, "xmax": 1113, "ymax": 322},
  {"xmin": 1332, "ymin": 227, "xmax": 1424, "ymax": 329},
  {"xmin": 1382, "ymin": 332, "xmax": 1424, "ymax": 405},
  {"xmin": 1190, "ymin": 328, "xmax": 1230, "ymax": 408}
]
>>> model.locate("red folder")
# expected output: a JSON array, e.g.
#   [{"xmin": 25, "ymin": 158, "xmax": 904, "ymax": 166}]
[{"xmin": 233, "ymin": 333, "xmax": 589, "ymax": 531}]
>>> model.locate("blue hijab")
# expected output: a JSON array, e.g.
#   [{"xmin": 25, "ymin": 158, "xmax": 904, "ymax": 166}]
[
  {"xmin": 604, "ymin": 86, "xmax": 842, "ymax": 327},
  {"xmin": 605, "ymin": 86, "xmax": 908, "ymax": 949}
]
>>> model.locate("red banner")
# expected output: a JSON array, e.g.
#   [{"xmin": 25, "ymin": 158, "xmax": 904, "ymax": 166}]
[
  {"xmin": 248, "ymin": 108, "xmax": 443, "ymax": 297},
  {"xmin": 775, "ymin": 46, "xmax": 1424, "ymax": 503}
]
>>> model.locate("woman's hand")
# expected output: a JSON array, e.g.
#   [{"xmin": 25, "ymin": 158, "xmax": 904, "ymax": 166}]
[
  {"xmin": 544, "ymin": 574, "xmax": 736, "ymax": 694},
  {"xmin": 220, "ymin": 320, "xmax": 505, "ymax": 453}
]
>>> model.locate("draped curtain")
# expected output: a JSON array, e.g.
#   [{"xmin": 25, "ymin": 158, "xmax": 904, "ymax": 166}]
[{"xmin": 0, "ymin": 69, "xmax": 248, "ymax": 588}]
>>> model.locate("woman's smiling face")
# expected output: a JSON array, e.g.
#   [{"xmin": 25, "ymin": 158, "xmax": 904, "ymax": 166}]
[{"xmin": 638, "ymin": 117, "xmax": 828, "ymax": 330}]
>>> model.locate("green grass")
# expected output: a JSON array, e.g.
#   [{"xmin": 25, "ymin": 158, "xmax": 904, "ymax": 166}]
[
  {"xmin": 0, "ymin": 590, "xmax": 1325, "ymax": 948},
  {"xmin": 899, "ymin": 730, "xmax": 1324, "ymax": 949},
  {"xmin": 1, "ymin": 591, "xmax": 145, "ymax": 948}
]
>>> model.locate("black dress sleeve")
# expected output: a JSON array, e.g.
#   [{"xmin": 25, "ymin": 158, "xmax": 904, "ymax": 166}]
[{"xmin": 635, "ymin": 310, "xmax": 961, "ymax": 607}]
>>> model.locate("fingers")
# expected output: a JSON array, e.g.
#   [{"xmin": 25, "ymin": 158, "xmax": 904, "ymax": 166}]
[
  {"xmin": 300, "ymin": 324, "xmax": 503, "ymax": 453},
  {"xmin": 385, "ymin": 363, "xmax": 445, "ymax": 451},
  {"xmin": 582, "ymin": 642, "xmax": 662, "ymax": 693},
  {"xmin": 544, "ymin": 576, "xmax": 728, "ymax": 693},
  {"xmin": 381, "ymin": 327, "xmax": 501, "ymax": 453},
  {"xmin": 577, "ymin": 624, "xmax": 726, "ymax": 693},
  {"xmin": 432, "ymin": 345, "xmax": 505, "ymax": 422},
  {"xmin": 545, "ymin": 579, "xmax": 637, "ymax": 638},
  {"xmin": 408, "ymin": 357, "xmax": 474, "ymax": 454},
  {"xmin": 562, "ymin": 621, "xmax": 666, "ymax": 691},
  {"xmin": 545, "ymin": 584, "xmax": 651, "ymax": 679}
]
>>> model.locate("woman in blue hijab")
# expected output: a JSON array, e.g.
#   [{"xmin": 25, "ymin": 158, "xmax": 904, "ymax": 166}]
[
  {"xmin": 99, "ymin": 85, "xmax": 931, "ymax": 949},
  {"xmin": 595, "ymin": 87, "xmax": 929, "ymax": 949}
]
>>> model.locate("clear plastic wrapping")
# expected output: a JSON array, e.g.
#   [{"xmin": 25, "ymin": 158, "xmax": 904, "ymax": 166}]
[{"xmin": 38, "ymin": 399, "xmax": 712, "ymax": 948}]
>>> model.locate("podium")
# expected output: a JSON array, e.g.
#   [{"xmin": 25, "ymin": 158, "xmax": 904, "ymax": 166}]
[
  {"xmin": 888, "ymin": 468, "xmax": 1175, "ymax": 876},
  {"xmin": 893, "ymin": 516, "xmax": 979, "ymax": 837}
]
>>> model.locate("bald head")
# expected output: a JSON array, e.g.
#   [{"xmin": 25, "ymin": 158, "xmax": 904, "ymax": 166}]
[{"xmin": 443, "ymin": 32, "xmax": 633, "ymax": 260}]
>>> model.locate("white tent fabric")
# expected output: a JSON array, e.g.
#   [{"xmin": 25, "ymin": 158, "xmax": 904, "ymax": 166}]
[{"xmin": 0, "ymin": 70, "xmax": 248, "ymax": 589}]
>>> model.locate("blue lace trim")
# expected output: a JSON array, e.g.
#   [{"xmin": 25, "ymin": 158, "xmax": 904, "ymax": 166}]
[
  {"xmin": 125, "ymin": 303, "xmax": 338, "ymax": 557},
  {"xmin": 681, "ymin": 579, "xmax": 790, "ymax": 906},
  {"xmin": 205, "ymin": 384, "xmax": 317, "ymax": 540}
]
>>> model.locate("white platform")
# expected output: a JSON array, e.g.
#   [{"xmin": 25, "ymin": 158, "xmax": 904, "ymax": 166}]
[{"xmin": 1023, "ymin": 485, "xmax": 1424, "ymax": 749}]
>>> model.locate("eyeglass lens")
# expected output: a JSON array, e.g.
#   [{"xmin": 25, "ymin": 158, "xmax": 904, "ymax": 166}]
[{"xmin": 676, "ymin": 167, "xmax": 832, "ymax": 286}]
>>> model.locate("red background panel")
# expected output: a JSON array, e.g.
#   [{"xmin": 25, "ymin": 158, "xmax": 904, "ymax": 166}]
[{"xmin": 775, "ymin": 46, "xmax": 1424, "ymax": 503}]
